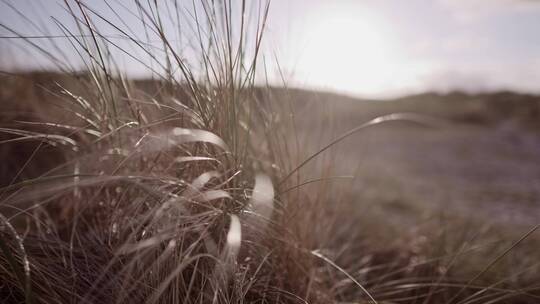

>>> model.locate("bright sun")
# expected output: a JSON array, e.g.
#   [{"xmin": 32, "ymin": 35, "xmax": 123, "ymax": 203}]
[{"xmin": 296, "ymin": 9, "xmax": 399, "ymax": 96}]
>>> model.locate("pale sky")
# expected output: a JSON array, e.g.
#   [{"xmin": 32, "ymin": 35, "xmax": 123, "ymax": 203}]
[{"xmin": 2, "ymin": 0, "xmax": 540, "ymax": 98}]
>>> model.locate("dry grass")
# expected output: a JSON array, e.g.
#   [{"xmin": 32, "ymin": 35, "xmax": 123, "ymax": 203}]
[{"xmin": 0, "ymin": 1, "xmax": 539, "ymax": 303}]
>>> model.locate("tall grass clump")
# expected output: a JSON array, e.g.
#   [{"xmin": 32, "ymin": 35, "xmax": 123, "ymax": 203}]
[
  {"xmin": 1, "ymin": 0, "xmax": 540, "ymax": 303},
  {"xmin": 0, "ymin": 1, "xmax": 337, "ymax": 302}
]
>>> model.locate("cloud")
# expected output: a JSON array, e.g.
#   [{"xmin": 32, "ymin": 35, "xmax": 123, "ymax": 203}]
[
  {"xmin": 438, "ymin": 0, "xmax": 540, "ymax": 22},
  {"xmin": 439, "ymin": 0, "xmax": 540, "ymax": 10}
]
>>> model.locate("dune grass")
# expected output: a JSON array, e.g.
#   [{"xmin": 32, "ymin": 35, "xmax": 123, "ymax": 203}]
[{"xmin": 0, "ymin": 1, "xmax": 539, "ymax": 303}]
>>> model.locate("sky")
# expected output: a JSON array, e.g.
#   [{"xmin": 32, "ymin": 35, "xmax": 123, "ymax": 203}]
[{"xmin": 1, "ymin": 0, "xmax": 540, "ymax": 98}]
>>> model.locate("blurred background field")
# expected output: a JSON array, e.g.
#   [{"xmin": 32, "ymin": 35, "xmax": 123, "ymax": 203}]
[{"xmin": 2, "ymin": 70, "xmax": 539, "ymax": 240}]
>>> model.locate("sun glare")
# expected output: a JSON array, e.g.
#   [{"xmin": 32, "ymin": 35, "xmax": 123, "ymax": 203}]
[{"xmin": 297, "ymin": 8, "xmax": 400, "ymax": 96}]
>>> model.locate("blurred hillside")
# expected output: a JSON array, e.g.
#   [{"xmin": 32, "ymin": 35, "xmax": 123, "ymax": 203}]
[
  {"xmin": 4, "ymin": 71, "xmax": 540, "ymax": 128},
  {"xmin": 2, "ymin": 72, "xmax": 539, "ymax": 229},
  {"xmin": 268, "ymin": 88, "xmax": 540, "ymax": 229},
  {"xmin": 265, "ymin": 87, "xmax": 540, "ymax": 129}
]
